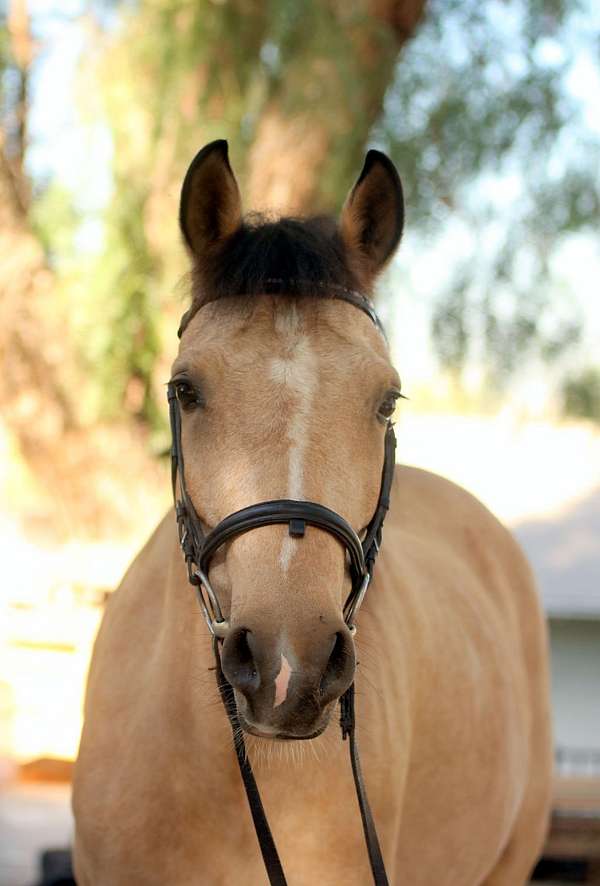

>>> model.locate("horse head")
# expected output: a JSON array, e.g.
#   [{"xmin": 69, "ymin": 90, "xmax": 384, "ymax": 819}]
[{"xmin": 170, "ymin": 140, "xmax": 404, "ymax": 741}]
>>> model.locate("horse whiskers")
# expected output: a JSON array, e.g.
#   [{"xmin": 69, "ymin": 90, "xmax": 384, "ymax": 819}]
[
  {"xmin": 240, "ymin": 727, "xmax": 341, "ymax": 772},
  {"xmin": 355, "ymin": 669, "xmax": 385, "ymax": 706}
]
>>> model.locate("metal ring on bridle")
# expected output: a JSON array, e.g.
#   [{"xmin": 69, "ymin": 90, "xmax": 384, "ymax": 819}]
[{"xmin": 192, "ymin": 568, "xmax": 229, "ymax": 638}]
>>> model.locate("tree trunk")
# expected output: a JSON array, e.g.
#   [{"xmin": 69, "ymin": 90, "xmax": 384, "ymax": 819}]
[
  {"xmin": 0, "ymin": 0, "xmax": 73, "ymax": 463},
  {"xmin": 246, "ymin": 0, "xmax": 427, "ymax": 214}
]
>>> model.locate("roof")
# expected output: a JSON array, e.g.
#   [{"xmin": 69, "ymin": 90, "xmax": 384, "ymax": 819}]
[{"xmin": 514, "ymin": 486, "xmax": 600, "ymax": 620}]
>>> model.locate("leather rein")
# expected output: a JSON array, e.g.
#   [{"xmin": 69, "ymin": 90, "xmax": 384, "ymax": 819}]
[{"xmin": 168, "ymin": 290, "xmax": 395, "ymax": 885}]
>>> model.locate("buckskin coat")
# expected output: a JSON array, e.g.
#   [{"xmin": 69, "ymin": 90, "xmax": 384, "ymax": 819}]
[{"xmin": 73, "ymin": 142, "xmax": 552, "ymax": 886}]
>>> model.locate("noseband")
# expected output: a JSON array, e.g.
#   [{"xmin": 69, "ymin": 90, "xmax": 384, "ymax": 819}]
[
  {"xmin": 168, "ymin": 290, "xmax": 395, "ymax": 886},
  {"xmin": 168, "ymin": 391, "xmax": 396, "ymax": 639}
]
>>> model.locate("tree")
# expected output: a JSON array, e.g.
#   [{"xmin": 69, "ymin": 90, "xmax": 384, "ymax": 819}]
[
  {"xmin": 4, "ymin": 0, "xmax": 600, "ymax": 459},
  {"xmin": 563, "ymin": 367, "xmax": 600, "ymax": 424},
  {"xmin": 78, "ymin": 0, "xmax": 428, "ymax": 427},
  {"xmin": 381, "ymin": 0, "xmax": 599, "ymax": 383},
  {"xmin": 0, "ymin": 0, "xmax": 75, "ymax": 463},
  {"xmin": 85, "ymin": 0, "xmax": 600, "ymax": 417}
]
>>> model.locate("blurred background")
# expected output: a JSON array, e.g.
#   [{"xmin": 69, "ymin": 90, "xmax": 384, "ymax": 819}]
[{"xmin": 0, "ymin": 0, "xmax": 599, "ymax": 883}]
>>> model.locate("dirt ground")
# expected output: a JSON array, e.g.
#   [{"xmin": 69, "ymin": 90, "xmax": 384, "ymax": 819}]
[{"xmin": 0, "ymin": 781, "xmax": 72, "ymax": 886}]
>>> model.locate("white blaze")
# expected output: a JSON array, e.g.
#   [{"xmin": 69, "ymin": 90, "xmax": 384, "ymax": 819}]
[
  {"xmin": 269, "ymin": 333, "xmax": 318, "ymax": 573},
  {"xmin": 273, "ymin": 654, "xmax": 293, "ymax": 708}
]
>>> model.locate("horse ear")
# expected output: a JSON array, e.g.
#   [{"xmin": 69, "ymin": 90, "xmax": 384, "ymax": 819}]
[
  {"xmin": 179, "ymin": 140, "xmax": 242, "ymax": 257},
  {"xmin": 340, "ymin": 150, "xmax": 404, "ymax": 282}
]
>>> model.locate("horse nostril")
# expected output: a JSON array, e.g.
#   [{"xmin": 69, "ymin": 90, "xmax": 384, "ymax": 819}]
[
  {"xmin": 320, "ymin": 631, "xmax": 355, "ymax": 703},
  {"xmin": 221, "ymin": 628, "xmax": 260, "ymax": 695}
]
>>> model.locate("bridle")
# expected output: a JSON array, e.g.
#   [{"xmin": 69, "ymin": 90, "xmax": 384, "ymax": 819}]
[{"xmin": 168, "ymin": 289, "xmax": 396, "ymax": 886}]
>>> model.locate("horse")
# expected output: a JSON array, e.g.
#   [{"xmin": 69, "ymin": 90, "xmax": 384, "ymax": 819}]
[{"xmin": 72, "ymin": 140, "xmax": 553, "ymax": 885}]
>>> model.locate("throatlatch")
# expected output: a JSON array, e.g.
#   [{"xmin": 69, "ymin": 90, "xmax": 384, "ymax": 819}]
[{"xmin": 169, "ymin": 289, "xmax": 395, "ymax": 886}]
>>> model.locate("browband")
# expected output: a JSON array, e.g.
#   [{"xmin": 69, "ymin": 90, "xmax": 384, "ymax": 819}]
[{"xmin": 177, "ymin": 283, "xmax": 386, "ymax": 340}]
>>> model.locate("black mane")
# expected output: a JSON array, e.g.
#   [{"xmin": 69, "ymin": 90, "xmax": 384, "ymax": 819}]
[{"xmin": 181, "ymin": 214, "xmax": 361, "ymax": 334}]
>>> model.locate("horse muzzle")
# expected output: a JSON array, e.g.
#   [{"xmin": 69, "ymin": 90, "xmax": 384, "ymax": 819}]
[{"xmin": 220, "ymin": 622, "xmax": 356, "ymax": 739}]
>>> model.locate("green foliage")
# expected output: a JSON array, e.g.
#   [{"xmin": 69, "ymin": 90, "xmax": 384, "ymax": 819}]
[
  {"xmin": 69, "ymin": 0, "xmax": 407, "ymax": 429},
  {"xmin": 0, "ymin": 13, "xmax": 9, "ymax": 69},
  {"xmin": 22, "ymin": 0, "xmax": 600, "ymax": 432},
  {"xmin": 562, "ymin": 367, "xmax": 600, "ymax": 423},
  {"xmin": 380, "ymin": 0, "xmax": 599, "ymax": 382},
  {"xmin": 66, "ymin": 1, "xmax": 281, "ymax": 429},
  {"xmin": 29, "ymin": 182, "xmax": 80, "ymax": 260},
  {"xmin": 431, "ymin": 271, "xmax": 469, "ymax": 373},
  {"xmin": 79, "ymin": 181, "xmax": 161, "ymax": 426}
]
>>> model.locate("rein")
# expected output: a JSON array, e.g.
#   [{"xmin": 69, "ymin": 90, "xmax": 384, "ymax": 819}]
[{"xmin": 168, "ymin": 289, "xmax": 395, "ymax": 885}]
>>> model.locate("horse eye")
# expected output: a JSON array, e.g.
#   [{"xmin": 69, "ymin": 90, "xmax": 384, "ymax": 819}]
[
  {"xmin": 175, "ymin": 381, "xmax": 202, "ymax": 411},
  {"xmin": 378, "ymin": 391, "xmax": 400, "ymax": 421}
]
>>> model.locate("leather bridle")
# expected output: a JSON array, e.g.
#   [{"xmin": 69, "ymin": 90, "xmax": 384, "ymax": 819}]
[{"xmin": 168, "ymin": 289, "xmax": 395, "ymax": 885}]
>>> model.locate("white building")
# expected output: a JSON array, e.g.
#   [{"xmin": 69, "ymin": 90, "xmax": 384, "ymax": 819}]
[{"xmin": 515, "ymin": 487, "xmax": 600, "ymax": 775}]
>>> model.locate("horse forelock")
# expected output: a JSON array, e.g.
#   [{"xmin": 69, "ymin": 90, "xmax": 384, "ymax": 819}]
[{"xmin": 179, "ymin": 213, "xmax": 365, "ymax": 335}]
